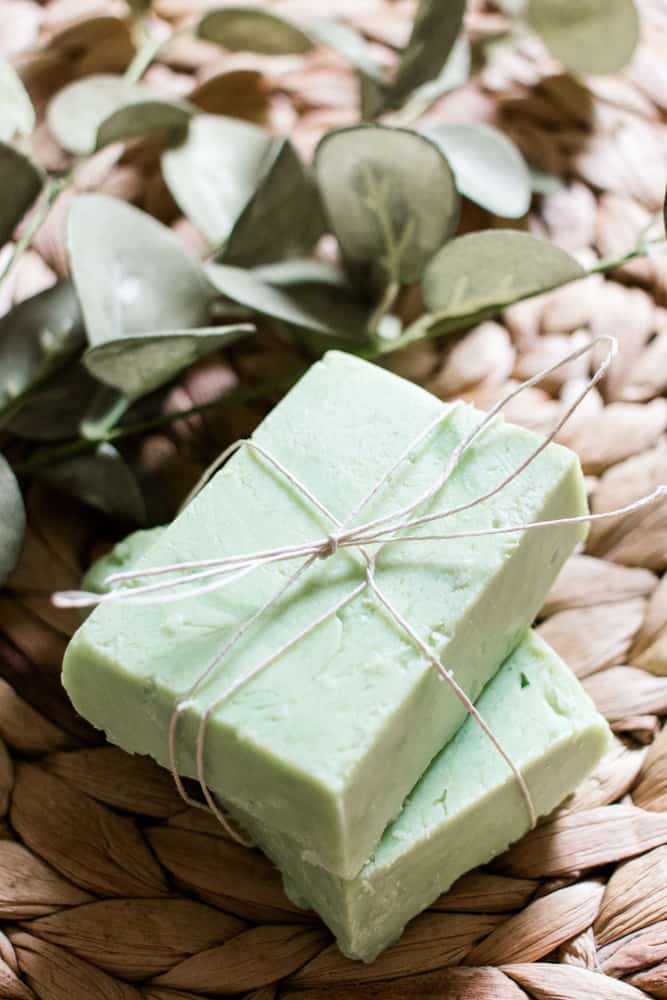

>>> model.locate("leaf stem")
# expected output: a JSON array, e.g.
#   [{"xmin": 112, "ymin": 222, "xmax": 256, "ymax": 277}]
[
  {"xmin": 368, "ymin": 280, "xmax": 400, "ymax": 338},
  {"xmin": 123, "ymin": 28, "xmax": 165, "ymax": 85},
  {"xmin": 588, "ymin": 247, "xmax": 643, "ymax": 274},
  {"xmin": 0, "ymin": 177, "xmax": 64, "ymax": 296}
]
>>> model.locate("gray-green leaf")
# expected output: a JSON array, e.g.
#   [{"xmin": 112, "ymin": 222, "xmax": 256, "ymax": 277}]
[
  {"xmin": 422, "ymin": 229, "xmax": 585, "ymax": 318},
  {"xmin": 315, "ymin": 125, "xmax": 459, "ymax": 292},
  {"xmin": 0, "ymin": 58, "xmax": 35, "ymax": 142},
  {"xmin": 382, "ymin": 0, "xmax": 466, "ymax": 111},
  {"xmin": 36, "ymin": 442, "xmax": 147, "ymax": 524},
  {"xmin": 47, "ymin": 74, "xmax": 153, "ymax": 155},
  {"xmin": 221, "ymin": 138, "xmax": 324, "ymax": 266},
  {"xmin": 0, "ymin": 452, "xmax": 25, "ymax": 586},
  {"xmin": 395, "ymin": 37, "xmax": 471, "ymax": 122},
  {"xmin": 0, "ymin": 282, "xmax": 85, "ymax": 417},
  {"xmin": 7, "ymin": 364, "xmax": 100, "ymax": 441},
  {"xmin": 198, "ymin": 7, "xmax": 313, "ymax": 54},
  {"xmin": 427, "ymin": 123, "xmax": 531, "ymax": 219},
  {"xmin": 84, "ymin": 324, "xmax": 253, "ymax": 396},
  {"xmin": 96, "ymin": 99, "xmax": 193, "ymax": 149},
  {"xmin": 206, "ymin": 261, "xmax": 370, "ymax": 341},
  {"xmin": 0, "ymin": 142, "xmax": 42, "ymax": 247},
  {"xmin": 526, "ymin": 0, "xmax": 640, "ymax": 75},
  {"xmin": 68, "ymin": 194, "xmax": 213, "ymax": 347},
  {"xmin": 308, "ymin": 18, "xmax": 383, "ymax": 81},
  {"xmin": 161, "ymin": 114, "xmax": 274, "ymax": 247}
]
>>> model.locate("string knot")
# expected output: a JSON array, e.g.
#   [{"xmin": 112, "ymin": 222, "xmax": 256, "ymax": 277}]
[{"xmin": 319, "ymin": 533, "xmax": 340, "ymax": 559}]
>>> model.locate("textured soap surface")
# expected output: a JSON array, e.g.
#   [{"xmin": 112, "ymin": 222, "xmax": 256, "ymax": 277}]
[
  {"xmin": 234, "ymin": 630, "xmax": 611, "ymax": 961},
  {"xmin": 63, "ymin": 351, "xmax": 588, "ymax": 878}
]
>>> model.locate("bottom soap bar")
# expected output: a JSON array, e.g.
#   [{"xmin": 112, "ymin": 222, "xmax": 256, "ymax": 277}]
[{"xmin": 231, "ymin": 630, "xmax": 611, "ymax": 962}]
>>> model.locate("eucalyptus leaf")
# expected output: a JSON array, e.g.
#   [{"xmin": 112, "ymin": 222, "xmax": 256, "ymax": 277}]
[
  {"xmin": 80, "ymin": 386, "xmax": 130, "ymax": 442},
  {"xmin": 68, "ymin": 194, "xmax": 214, "ymax": 352},
  {"xmin": 382, "ymin": 0, "xmax": 466, "ymax": 111},
  {"xmin": 0, "ymin": 142, "xmax": 42, "ymax": 247},
  {"xmin": 253, "ymin": 259, "xmax": 350, "ymax": 287},
  {"xmin": 526, "ymin": 0, "xmax": 640, "ymax": 75},
  {"xmin": 497, "ymin": 0, "xmax": 527, "ymax": 13},
  {"xmin": 0, "ymin": 58, "xmax": 35, "ymax": 142},
  {"xmin": 36, "ymin": 442, "xmax": 147, "ymax": 524},
  {"xmin": 206, "ymin": 262, "xmax": 370, "ymax": 341},
  {"xmin": 7, "ymin": 363, "xmax": 100, "ymax": 441},
  {"xmin": 308, "ymin": 18, "xmax": 383, "ymax": 81},
  {"xmin": 396, "ymin": 37, "xmax": 471, "ymax": 121},
  {"xmin": 161, "ymin": 114, "xmax": 275, "ymax": 246},
  {"xmin": 528, "ymin": 164, "xmax": 565, "ymax": 195},
  {"xmin": 360, "ymin": 73, "xmax": 388, "ymax": 121},
  {"xmin": 47, "ymin": 74, "xmax": 153, "ymax": 155},
  {"xmin": 315, "ymin": 125, "xmax": 459, "ymax": 293},
  {"xmin": 427, "ymin": 123, "xmax": 531, "ymax": 218},
  {"xmin": 96, "ymin": 99, "xmax": 193, "ymax": 149},
  {"xmin": 221, "ymin": 138, "xmax": 325, "ymax": 266},
  {"xmin": 422, "ymin": 229, "xmax": 585, "ymax": 318},
  {"xmin": 198, "ymin": 7, "xmax": 313, "ymax": 54},
  {"xmin": 84, "ymin": 324, "xmax": 254, "ymax": 396},
  {"xmin": 0, "ymin": 452, "xmax": 25, "ymax": 586},
  {"xmin": 0, "ymin": 282, "xmax": 85, "ymax": 417}
]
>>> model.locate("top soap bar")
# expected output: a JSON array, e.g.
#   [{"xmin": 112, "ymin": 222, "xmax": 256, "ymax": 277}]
[{"xmin": 63, "ymin": 351, "xmax": 587, "ymax": 878}]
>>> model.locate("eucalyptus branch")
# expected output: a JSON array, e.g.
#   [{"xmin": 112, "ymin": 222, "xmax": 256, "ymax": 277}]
[
  {"xmin": 14, "ymin": 372, "xmax": 301, "ymax": 477},
  {"xmin": 369, "ymin": 239, "xmax": 654, "ymax": 359}
]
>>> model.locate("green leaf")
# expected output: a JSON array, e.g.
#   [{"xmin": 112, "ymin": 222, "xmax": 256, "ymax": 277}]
[
  {"xmin": 314, "ymin": 125, "xmax": 459, "ymax": 293},
  {"xmin": 47, "ymin": 74, "xmax": 153, "ymax": 155},
  {"xmin": 84, "ymin": 324, "xmax": 253, "ymax": 396},
  {"xmin": 527, "ymin": 164, "xmax": 564, "ymax": 195},
  {"xmin": 422, "ymin": 229, "xmax": 585, "ymax": 319},
  {"xmin": 395, "ymin": 37, "xmax": 470, "ymax": 121},
  {"xmin": 7, "ymin": 364, "xmax": 100, "ymax": 441},
  {"xmin": 0, "ymin": 282, "xmax": 85, "ymax": 417},
  {"xmin": 427, "ymin": 123, "xmax": 531, "ymax": 218},
  {"xmin": 253, "ymin": 259, "xmax": 350, "ymax": 287},
  {"xmin": 0, "ymin": 452, "xmax": 25, "ymax": 586},
  {"xmin": 80, "ymin": 386, "xmax": 130, "ymax": 442},
  {"xmin": 0, "ymin": 142, "xmax": 42, "ymax": 247},
  {"xmin": 382, "ymin": 0, "xmax": 466, "ymax": 111},
  {"xmin": 198, "ymin": 7, "xmax": 313, "ymax": 54},
  {"xmin": 161, "ymin": 114, "xmax": 275, "ymax": 247},
  {"xmin": 0, "ymin": 58, "xmax": 35, "ymax": 142},
  {"xmin": 308, "ymin": 18, "xmax": 383, "ymax": 81},
  {"xmin": 497, "ymin": 0, "xmax": 527, "ymax": 13},
  {"xmin": 35, "ymin": 443, "xmax": 147, "ymax": 524},
  {"xmin": 95, "ymin": 98, "xmax": 193, "ymax": 149},
  {"xmin": 221, "ymin": 138, "xmax": 325, "ymax": 266},
  {"xmin": 526, "ymin": 0, "xmax": 640, "ymax": 75},
  {"xmin": 68, "ymin": 194, "xmax": 219, "ymax": 397},
  {"xmin": 206, "ymin": 262, "xmax": 370, "ymax": 341},
  {"xmin": 68, "ymin": 194, "xmax": 213, "ymax": 347}
]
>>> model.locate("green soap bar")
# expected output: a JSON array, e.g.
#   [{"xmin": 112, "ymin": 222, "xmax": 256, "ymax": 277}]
[
  {"xmin": 234, "ymin": 631, "xmax": 611, "ymax": 962},
  {"xmin": 81, "ymin": 528, "xmax": 165, "ymax": 597},
  {"xmin": 63, "ymin": 351, "xmax": 587, "ymax": 879}
]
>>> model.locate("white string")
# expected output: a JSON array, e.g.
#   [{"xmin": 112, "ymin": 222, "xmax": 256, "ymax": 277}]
[{"xmin": 54, "ymin": 335, "xmax": 667, "ymax": 845}]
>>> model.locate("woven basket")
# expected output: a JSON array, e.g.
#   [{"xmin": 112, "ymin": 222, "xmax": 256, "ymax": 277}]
[{"xmin": 2, "ymin": 0, "xmax": 667, "ymax": 997}]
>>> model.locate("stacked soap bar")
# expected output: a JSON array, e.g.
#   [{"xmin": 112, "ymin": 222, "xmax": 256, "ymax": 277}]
[
  {"xmin": 232, "ymin": 630, "xmax": 610, "ymax": 960},
  {"xmin": 63, "ymin": 351, "xmax": 594, "ymax": 953}
]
